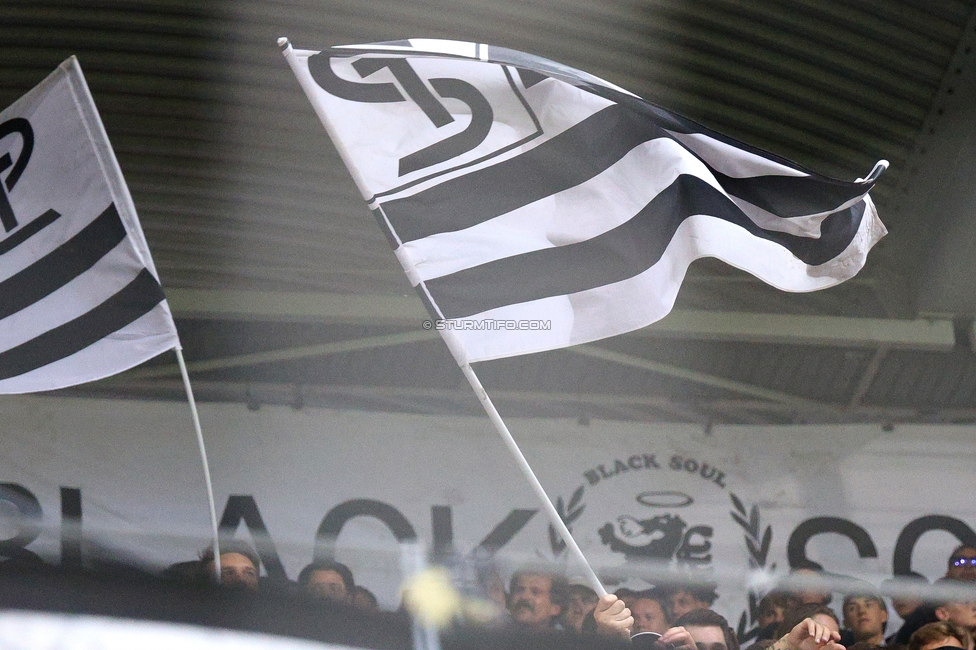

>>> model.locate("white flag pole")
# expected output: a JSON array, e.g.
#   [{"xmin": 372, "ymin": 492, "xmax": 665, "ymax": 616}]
[
  {"xmin": 458, "ymin": 362, "xmax": 607, "ymax": 597},
  {"xmin": 64, "ymin": 57, "xmax": 223, "ymax": 581},
  {"xmin": 174, "ymin": 346, "xmax": 221, "ymax": 582}
]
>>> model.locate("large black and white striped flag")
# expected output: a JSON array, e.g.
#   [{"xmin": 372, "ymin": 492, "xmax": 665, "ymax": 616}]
[
  {"xmin": 0, "ymin": 57, "xmax": 178, "ymax": 393},
  {"xmin": 285, "ymin": 39, "xmax": 887, "ymax": 364}
]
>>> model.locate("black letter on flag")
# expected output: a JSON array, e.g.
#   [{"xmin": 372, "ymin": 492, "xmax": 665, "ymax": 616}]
[{"xmin": 0, "ymin": 118, "xmax": 35, "ymax": 232}]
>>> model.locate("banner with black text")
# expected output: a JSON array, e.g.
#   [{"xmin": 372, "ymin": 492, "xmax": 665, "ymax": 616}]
[{"xmin": 1, "ymin": 395, "xmax": 973, "ymax": 633}]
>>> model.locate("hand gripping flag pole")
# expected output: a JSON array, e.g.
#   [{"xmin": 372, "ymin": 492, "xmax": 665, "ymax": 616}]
[
  {"xmin": 0, "ymin": 58, "xmax": 221, "ymax": 579},
  {"xmin": 282, "ymin": 37, "xmax": 888, "ymax": 596}
]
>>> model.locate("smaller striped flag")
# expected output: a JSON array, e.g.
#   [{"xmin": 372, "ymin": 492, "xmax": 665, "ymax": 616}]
[
  {"xmin": 0, "ymin": 57, "xmax": 178, "ymax": 393},
  {"xmin": 284, "ymin": 39, "xmax": 887, "ymax": 364}
]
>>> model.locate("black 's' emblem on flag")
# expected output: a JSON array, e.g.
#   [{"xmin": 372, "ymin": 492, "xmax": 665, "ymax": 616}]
[
  {"xmin": 307, "ymin": 51, "xmax": 543, "ymax": 194},
  {"xmin": 309, "ymin": 54, "xmax": 495, "ymax": 176}
]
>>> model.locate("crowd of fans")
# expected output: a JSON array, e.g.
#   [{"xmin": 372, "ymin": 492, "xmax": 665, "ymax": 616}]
[
  {"xmin": 166, "ymin": 540, "xmax": 976, "ymax": 649},
  {"xmin": 484, "ymin": 545, "xmax": 976, "ymax": 650}
]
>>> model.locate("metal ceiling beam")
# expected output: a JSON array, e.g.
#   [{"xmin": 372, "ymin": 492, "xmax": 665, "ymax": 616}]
[
  {"xmin": 166, "ymin": 288, "xmax": 428, "ymax": 324},
  {"xmin": 633, "ymin": 309, "xmax": 954, "ymax": 349},
  {"xmin": 58, "ymin": 381, "xmax": 976, "ymax": 425},
  {"xmin": 568, "ymin": 344, "xmax": 843, "ymax": 417},
  {"xmin": 106, "ymin": 333, "xmax": 842, "ymax": 420},
  {"xmin": 694, "ymin": 400, "xmax": 783, "ymax": 426},
  {"xmin": 847, "ymin": 344, "xmax": 891, "ymax": 409},
  {"xmin": 60, "ymin": 382, "xmax": 772, "ymax": 414},
  {"xmin": 706, "ymin": 398, "xmax": 976, "ymax": 425},
  {"xmin": 629, "ymin": 399, "xmax": 711, "ymax": 425},
  {"xmin": 122, "ymin": 330, "xmax": 439, "ymax": 380},
  {"xmin": 164, "ymin": 289, "xmax": 956, "ymax": 349}
]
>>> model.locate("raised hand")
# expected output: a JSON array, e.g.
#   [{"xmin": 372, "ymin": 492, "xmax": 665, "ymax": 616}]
[
  {"xmin": 593, "ymin": 593, "xmax": 634, "ymax": 641},
  {"xmin": 781, "ymin": 617, "xmax": 844, "ymax": 650}
]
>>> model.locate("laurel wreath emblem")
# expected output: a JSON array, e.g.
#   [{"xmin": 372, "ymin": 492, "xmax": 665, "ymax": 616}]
[
  {"xmin": 547, "ymin": 486, "xmax": 772, "ymax": 642},
  {"xmin": 549, "ymin": 484, "xmax": 585, "ymax": 554},
  {"xmin": 730, "ymin": 492, "xmax": 773, "ymax": 641}
]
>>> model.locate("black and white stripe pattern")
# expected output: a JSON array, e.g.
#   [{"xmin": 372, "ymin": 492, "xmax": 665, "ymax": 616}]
[
  {"xmin": 0, "ymin": 58, "xmax": 177, "ymax": 392},
  {"xmin": 289, "ymin": 39, "xmax": 886, "ymax": 363}
]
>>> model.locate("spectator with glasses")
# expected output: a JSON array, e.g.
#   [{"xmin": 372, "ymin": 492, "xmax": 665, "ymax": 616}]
[{"xmin": 947, "ymin": 546, "xmax": 976, "ymax": 583}]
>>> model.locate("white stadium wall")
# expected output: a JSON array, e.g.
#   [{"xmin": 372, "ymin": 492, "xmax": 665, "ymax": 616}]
[{"xmin": 2, "ymin": 395, "xmax": 974, "ymax": 625}]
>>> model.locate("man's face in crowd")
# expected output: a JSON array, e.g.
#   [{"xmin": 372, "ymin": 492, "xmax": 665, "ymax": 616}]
[
  {"xmin": 937, "ymin": 600, "xmax": 976, "ymax": 630},
  {"xmin": 218, "ymin": 552, "xmax": 259, "ymax": 591},
  {"xmin": 563, "ymin": 587, "xmax": 598, "ymax": 632},
  {"xmin": 757, "ymin": 603, "xmax": 785, "ymax": 628},
  {"xmin": 632, "ymin": 598, "xmax": 669, "ymax": 635},
  {"xmin": 509, "ymin": 574, "xmax": 561, "ymax": 629},
  {"xmin": 306, "ymin": 569, "xmax": 348, "ymax": 601},
  {"xmin": 671, "ymin": 590, "xmax": 707, "ymax": 620},
  {"xmin": 948, "ymin": 547, "xmax": 976, "ymax": 582},
  {"xmin": 686, "ymin": 624, "xmax": 728, "ymax": 650},
  {"xmin": 843, "ymin": 597, "xmax": 888, "ymax": 641}
]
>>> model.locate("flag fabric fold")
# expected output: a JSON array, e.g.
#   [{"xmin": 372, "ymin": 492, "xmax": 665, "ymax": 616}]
[
  {"xmin": 284, "ymin": 38, "xmax": 887, "ymax": 364},
  {"xmin": 0, "ymin": 57, "xmax": 178, "ymax": 393}
]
